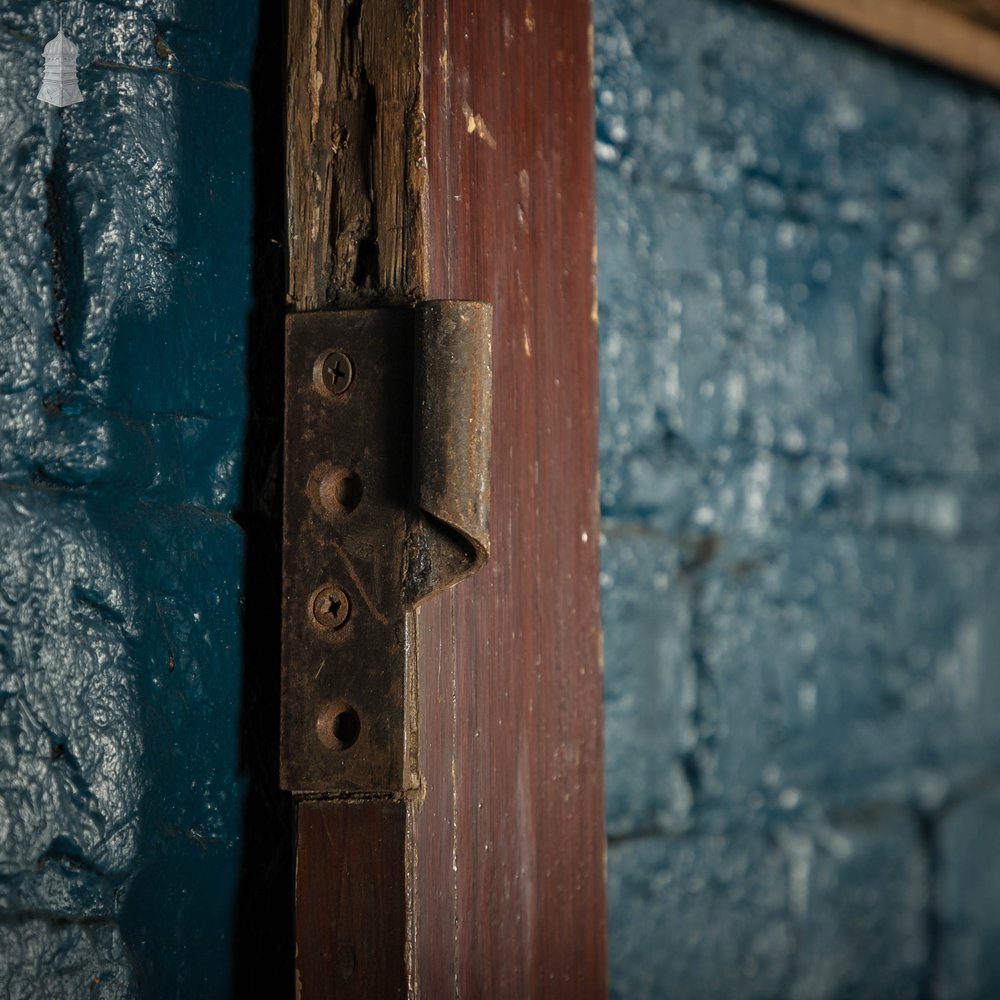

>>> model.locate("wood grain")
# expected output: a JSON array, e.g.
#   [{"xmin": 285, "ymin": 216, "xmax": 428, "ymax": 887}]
[
  {"xmin": 771, "ymin": 0, "xmax": 1000, "ymax": 88},
  {"xmin": 287, "ymin": 0, "xmax": 606, "ymax": 994},
  {"xmin": 296, "ymin": 800, "xmax": 407, "ymax": 997},
  {"xmin": 412, "ymin": 1, "xmax": 608, "ymax": 994},
  {"xmin": 287, "ymin": 3, "xmax": 424, "ymax": 996},
  {"xmin": 286, "ymin": 0, "xmax": 426, "ymax": 310}
]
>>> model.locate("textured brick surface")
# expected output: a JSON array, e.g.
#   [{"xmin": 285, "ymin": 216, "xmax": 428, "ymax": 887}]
[
  {"xmin": 597, "ymin": 1, "xmax": 1000, "ymax": 996},
  {"xmin": 0, "ymin": 919, "xmax": 135, "ymax": 999},
  {"xmin": 0, "ymin": 3, "xmax": 254, "ymax": 994},
  {"xmin": 939, "ymin": 788, "xmax": 1000, "ymax": 998}
]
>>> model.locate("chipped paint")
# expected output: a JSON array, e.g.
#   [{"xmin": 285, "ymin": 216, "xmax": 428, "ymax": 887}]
[{"xmin": 463, "ymin": 102, "xmax": 498, "ymax": 148}]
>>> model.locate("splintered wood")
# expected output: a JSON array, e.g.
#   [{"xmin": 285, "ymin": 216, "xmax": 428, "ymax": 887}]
[{"xmin": 287, "ymin": 0, "xmax": 427, "ymax": 310}]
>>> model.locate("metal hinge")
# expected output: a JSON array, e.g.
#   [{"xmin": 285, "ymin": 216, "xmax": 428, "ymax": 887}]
[{"xmin": 280, "ymin": 303, "xmax": 493, "ymax": 793}]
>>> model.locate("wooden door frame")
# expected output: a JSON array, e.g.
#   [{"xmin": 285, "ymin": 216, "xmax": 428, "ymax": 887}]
[
  {"xmin": 770, "ymin": 0, "xmax": 1000, "ymax": 89},
  {"xmin": 285, "ymin": 1, "xmax": 607, "ymax": 995}
]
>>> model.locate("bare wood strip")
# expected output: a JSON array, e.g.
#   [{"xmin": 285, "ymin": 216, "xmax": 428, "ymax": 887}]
[
  {"xmin": 286, "ymin": 2, "xmax": 427, "ymax": 996},
  {"xmin": 770, "ymin": 0, "xmax": 1000, "ymax": 89},
  {"xmin": 287, "ymin": 0, "xmax": 427, "ymax": 311},
  {"xmin": 933, "ymin": 0, "xmax": 1000, "ymax": 33}
]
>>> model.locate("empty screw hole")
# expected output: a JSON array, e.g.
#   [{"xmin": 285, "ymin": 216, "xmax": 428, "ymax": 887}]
[
  {"xmin": 317, "ymin": 702, "xmax": 361, "ymax": 751},
  {"xmin": 320, "ymin": 467, "xmax": 363, "ymax": 514},
  {"xmin": 333, "ymin": 709, "xmax": 360, "ymax": 747}
]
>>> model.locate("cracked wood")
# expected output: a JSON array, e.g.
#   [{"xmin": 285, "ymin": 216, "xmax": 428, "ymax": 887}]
[{"xmin": 286, "ymin": 0, "xmax": 427, "ymax": 310}]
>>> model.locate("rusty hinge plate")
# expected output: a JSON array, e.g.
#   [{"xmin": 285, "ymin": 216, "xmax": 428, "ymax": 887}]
[{"xmin": 280, "ymin": 303, "xmax": 492, "ymax": 794}]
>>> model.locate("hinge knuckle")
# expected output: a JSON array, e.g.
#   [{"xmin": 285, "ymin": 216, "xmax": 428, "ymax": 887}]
[{"xmin": 407, "ymin": 300, "xmax": 492, "ymax": 605}]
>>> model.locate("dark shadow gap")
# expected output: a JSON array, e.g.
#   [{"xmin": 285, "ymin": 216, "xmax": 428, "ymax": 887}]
[
  {"xmin": 231, "ymin": 0, "xmax": 294, "ymax": 994},
  {"xmin": 44, "ymin": 128, "xmax": 86, "ymax": 357}
]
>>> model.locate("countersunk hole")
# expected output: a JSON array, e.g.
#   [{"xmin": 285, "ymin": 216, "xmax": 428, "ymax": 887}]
[
  {"xmin": 308, "ymin": 463, "xmax": 364, "ymax": 518},
  {"xmin": 319, "ymin": 467, "xmax": 363, "ymax": 514},
  {"xmin": 316, "ymin": 701, "xmax": 361, "ymax": 752}
]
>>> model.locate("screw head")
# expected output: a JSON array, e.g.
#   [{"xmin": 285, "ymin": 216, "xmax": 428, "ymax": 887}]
[
  {"xmin": 311, "ymin": 584, "xmax": 350, "ymax": 631},
  {"xmin": 316, "ymin": 350, "xmax": 354, "ymax": 396}
]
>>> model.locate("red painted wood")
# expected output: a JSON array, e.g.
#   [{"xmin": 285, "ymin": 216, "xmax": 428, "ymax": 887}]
[
  {"xmin": 287, "ymin": 0, "xmax": 605, "ymax": 992},
  {"xmin": 296, "ymin": 800, "xmax": 407, "ymax": 997},
  {"xmin": 412, "ymin": 1, "xmax": 608, "ymax": 993}
]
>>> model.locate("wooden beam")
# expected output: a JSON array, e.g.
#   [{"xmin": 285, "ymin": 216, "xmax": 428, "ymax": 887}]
[
  {"xmin": 413, "ymin": 0, "xmax": 607, "ymax": 993},
  {"xmin": 286, "ymin": 3, "xmax": 423, "ymax": 996},
  {"xmin": 770, "ymin": 0, "xmax": 1000, "ymax": 89},
  {"xmin": 286, "ymin": 0, "xmax": 606, "ymax": 994}
]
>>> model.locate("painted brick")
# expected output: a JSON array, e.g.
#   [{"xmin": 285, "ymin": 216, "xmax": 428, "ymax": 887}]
[
  {"xmin": 0, "ymin": 919, "xmax": 135, "ymax": 999},
  {"xmin": 597, "ymin": 0, "xmax": 1000, "ymax": 994},
  {"xmin": 784, "ymin": 813, "xmax": 927, "ymax": 999},
  {"xmin": 0, "ymin": 1, "xmax": 253, "ymax": 993},
  {"xmin": 939, "ymin": 788, "xmax": 1000, "ymax": 998},
  {"xmin": 608, "ymin": 831, "xmax": 791, "ymax": 999},
  {"xmin": 602, "ymin": 523, "xmax": 696, "ymax": 836}
]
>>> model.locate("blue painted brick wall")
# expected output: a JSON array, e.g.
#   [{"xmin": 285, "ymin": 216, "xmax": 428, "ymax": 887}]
[
  {"xmin": 596, "ymin": 1, "xmax": 1000, "ymax": 996},
  {"xmin": 0, "ymin": 3, "xmax": 256, "ymax": 995}
]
